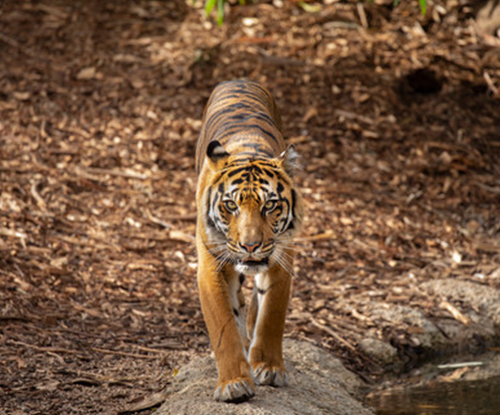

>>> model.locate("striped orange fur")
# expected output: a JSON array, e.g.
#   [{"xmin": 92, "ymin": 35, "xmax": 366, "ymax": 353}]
[{"xmin": 195, "ymin": 80, "xmax": 303, "ymax": 403}]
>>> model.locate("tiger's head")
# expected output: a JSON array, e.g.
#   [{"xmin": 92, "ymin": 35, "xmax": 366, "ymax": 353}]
[{"xmin": 199, "ymin": 141, "xmax": 303, "ymax": 275}]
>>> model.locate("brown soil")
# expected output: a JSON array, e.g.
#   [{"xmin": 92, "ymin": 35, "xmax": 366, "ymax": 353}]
[{"xmin": 1, "ymin": 1, "xmax": 499, "ymax": 414}]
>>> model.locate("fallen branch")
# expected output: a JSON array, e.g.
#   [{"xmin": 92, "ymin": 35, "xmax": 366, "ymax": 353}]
[
  {"xmin": 11, "ymin": 340, "xmax": 85, "ymax": 356},
  {"xmin": 91, "ymin": 347, "xmax": 161, "ymax": 360},
  {"xmin": 144, "ymin": 208, "xmax": 173, "ymax": 229},
  {"xmin": 311, "ymin": 318, "xmax": 357, "ymax": 353},
  {"xmin": 296, "ymin": 230, "xmax": 334, "ymax": 242},
  {"xmin": 437, "ymin": 361, "xmax": 483, "ymax": 370},
  {"xmin": 483, "ymin": 71, "xmax": 499, "ymax": 96},
  {"xmin": 84, "ymin": 167, "xmax": 149, "ymax": 180},
  {"xmin": 118, "ymin": 391, "xmax": 169, "ymax": 414},
  {"xmin": 439, "ymin": 301, "xmax": 470, "ymax": 326}
]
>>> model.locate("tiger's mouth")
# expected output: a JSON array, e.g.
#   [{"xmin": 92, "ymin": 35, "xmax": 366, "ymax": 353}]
[
  {"xmin": 240, "ymin": 257, "xmax": 269, "ymax": 266},
  {"xmin": 236, "ymin": 257, "xmax": 269, "ymax": 274}
]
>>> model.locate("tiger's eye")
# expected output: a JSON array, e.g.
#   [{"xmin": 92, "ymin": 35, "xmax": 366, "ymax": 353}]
[
  {"xmin": 224, "ymin": 200, "xmax": 237, "ymax": 211},
  {"xmin": 264, "ymin": 200, "xmax": 277, "ymax": 211}
]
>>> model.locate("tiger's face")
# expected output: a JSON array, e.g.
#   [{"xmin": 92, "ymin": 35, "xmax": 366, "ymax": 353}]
[{"xmin": 200, "ymin": 142, "xmax": 302, "ymax": 275}]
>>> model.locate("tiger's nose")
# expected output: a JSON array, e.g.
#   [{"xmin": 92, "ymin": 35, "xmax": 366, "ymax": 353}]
[{"xmin": 240, "ymin": 241, "xmax": 261, "ymax": 253}]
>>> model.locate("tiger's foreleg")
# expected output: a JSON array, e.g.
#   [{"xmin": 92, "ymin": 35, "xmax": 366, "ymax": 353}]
[
  {"xmin": 248, "ymin": 261, "xmax": 292, "ymax": 387},
  {"xmin": 197, "ymin": 244, "xmax": 255, "ymax": 403}
]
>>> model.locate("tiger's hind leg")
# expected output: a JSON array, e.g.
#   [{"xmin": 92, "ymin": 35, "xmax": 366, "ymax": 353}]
[{"xmin": 248, "ymin": 264, "xmax": 291, "ymax": 387}]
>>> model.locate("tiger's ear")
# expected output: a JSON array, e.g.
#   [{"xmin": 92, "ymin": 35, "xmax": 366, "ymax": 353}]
[
  {"xmin": 278, "ymin": 145, "xmax": 300, "ymax": 176},
  {"xmin": 206, "ymin": 140, "xmax": 229, "ymax": 170}
]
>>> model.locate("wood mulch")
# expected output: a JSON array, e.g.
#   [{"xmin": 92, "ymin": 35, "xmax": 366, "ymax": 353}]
[{"xmin": 0, "ymin": 1, "xmax": 499, "ymax": 414}]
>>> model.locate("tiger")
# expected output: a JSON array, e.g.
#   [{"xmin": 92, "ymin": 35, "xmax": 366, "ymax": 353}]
[{"xmin": 195, "ymin": 80, "xmax": 303, "ymax": 403}]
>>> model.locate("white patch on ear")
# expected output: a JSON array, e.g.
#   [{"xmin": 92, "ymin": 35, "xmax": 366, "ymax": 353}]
[
  {"xmin": 207, "ymin": 141, "xmax": 229, "ymax": 161},
  {"xmin": 213, "ymin": 147, "xmax": 225, "ymax": 156},
  {"xmin": 206, "ymin": 140, "xmax": 229, "ymax": 169},
  {"xmin": 279, "ymin": 145, "xmax": 300, "ymax": 176}
]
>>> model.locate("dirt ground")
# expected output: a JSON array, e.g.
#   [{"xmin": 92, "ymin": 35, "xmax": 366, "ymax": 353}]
[{"xmin": 1, "ymin": 1, "xmax": 499, "ymax": 414}]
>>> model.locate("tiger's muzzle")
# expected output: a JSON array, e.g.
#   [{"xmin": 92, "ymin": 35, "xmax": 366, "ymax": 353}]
[{"xmin": 234, "ymin": 245, "xmax": 272, "ymax": 275}]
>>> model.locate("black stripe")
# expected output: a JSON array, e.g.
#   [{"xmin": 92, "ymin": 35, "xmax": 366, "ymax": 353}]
[
  {"xmin": 284, "ymin": 189, "xmax": 297, "ymax": 232},
  {"xmin": 206, "ymin": 187, "xmax": 212, "ymax": 218},
  {"xmin": 249, "ymin": 124, "xmax": 279, "ymax": 143},
  {"xmin": 277, "ymin": 182, "xmax": 284, "ymax": 194},
  {"xmin": 207, "ymin": 216, "xmax": 216, "ymax": 229},
  {"xmin": 205, "ymin": 106, "xmax": 236, "ymax": 136},
  {"xmin": 227, "ymin": 166, "xmax": 251, "ymax": 178},
  {"xmin": 231, "ymin": 178, "xmax": 244, "ymax": 186}
]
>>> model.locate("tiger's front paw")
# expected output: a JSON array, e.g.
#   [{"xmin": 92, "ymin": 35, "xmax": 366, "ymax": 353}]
[
  {"xmin": 252, "ymin": 363, "xmax": 289, "ymax": 387},
  {"xmin": 214, "ymin": 376, "xmax": 255, "ymax": 403}
]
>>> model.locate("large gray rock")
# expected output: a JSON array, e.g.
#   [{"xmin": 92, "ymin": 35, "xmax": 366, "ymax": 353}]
[
  {"xmin": 421, "ymin": 279, "xmax": 500, "ymax": 327},
  {"xmin": 157, "ymin": 339, "xmax": 374, "ymax": 415},
  {"xmin": 362, "ymin": 303, "xmax": 447, "ymax": 349},
  {"xmin": 354, "ymin": 278, "xmax": 500, "ymax": 368}
]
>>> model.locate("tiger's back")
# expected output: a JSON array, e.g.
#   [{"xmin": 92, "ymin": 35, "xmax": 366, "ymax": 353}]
[{"xmin": 196, "ymin": 80, "xmax": 285, "ymax": 173}]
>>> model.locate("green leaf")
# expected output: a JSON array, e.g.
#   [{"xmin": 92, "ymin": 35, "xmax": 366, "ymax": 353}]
[
  {"xmin": 217, "ymin": 0, "xmax": 225, "ymax": 26},
  {"xmin": 205, "ymin": 0, "xmax": 217, "ymax": 16},
  {"xmin": 419, "ymin": 0, "xmax": 426, "ymax": 15},
  {"xmin": 298, "ymin": 1, "xmax": 322, "ymax": 13}
]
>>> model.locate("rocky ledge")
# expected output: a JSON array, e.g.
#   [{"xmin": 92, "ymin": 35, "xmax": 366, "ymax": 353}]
[{"xmin": 157, "ymin": 339, "xmax": 374, "ymax": 415}]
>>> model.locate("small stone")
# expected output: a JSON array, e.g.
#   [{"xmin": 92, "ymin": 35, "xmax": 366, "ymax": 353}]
[
  {"xmin": 76, "ymin": 66, "xmax": 96, "ymax": 80},
  {"xmin": 359, "ymin": 338, "xmax": 398, "ymax": 366}
]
